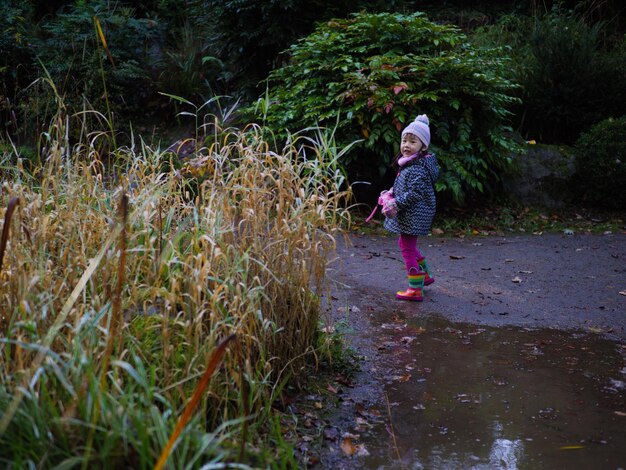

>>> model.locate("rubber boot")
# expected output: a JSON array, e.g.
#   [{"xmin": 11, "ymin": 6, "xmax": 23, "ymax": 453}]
[
  {"xmin": 396, "ymin": 270, "xmax": 425, "ymax": 301},
  {"xmin": 417, "ymin": 256, "xmax": 435, "ymax": 286}
]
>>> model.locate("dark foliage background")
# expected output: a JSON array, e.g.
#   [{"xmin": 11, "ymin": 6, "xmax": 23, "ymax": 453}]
[{"xmin": 471, "ymin": 5, "xmax": 626, "ymax": 145}]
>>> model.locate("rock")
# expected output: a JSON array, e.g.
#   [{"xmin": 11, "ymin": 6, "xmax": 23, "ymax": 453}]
[{"xmin": 504, "ymin": 144, "xmax": 576, "ymax": 207}]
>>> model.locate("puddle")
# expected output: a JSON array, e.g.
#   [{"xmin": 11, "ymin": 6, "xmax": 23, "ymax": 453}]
[{"xmin": 329, "ymin": 315, "xmax": 626, "ymax": 469}]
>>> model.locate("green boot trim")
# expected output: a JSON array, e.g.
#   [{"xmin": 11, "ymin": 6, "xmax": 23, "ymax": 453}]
[{"xmin": 417, "ymin": 257, "xmax": 434, "ymax": 286}]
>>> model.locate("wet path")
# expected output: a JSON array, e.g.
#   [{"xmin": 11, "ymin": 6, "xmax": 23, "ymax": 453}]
[
  {"xmin": 373, "ymin": 316, "xmax": 624, "ymax": 468},
  {"xmin": 319, "ymin": 234, "xmax": 626, "ymax": 468},
  {"xmin": 320, "ymin": 309, "xmax": 626, "ymax": 469}
]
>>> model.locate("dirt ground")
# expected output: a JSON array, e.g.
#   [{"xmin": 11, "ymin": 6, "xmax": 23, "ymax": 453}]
[
  {"xmin": 309, "ymin": 232, "xmax": 626, "ymax": 468},
  {"xmin": 329, "ymin": 232, "xmax": 626, "ymax": 340}
]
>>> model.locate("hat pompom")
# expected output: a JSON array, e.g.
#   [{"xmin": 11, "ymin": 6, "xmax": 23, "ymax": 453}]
[{"xmin": 415, "ymin": 114, "xmax": 429, "ymax": 125}]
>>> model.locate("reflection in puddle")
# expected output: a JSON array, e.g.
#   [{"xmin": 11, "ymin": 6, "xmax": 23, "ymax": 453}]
[
  {"xmin": 486, "ymin": 438, "xmax": 523, "ymax": 469},
  {"xmin": 346, "ymin": 316, "xmax": 626, "ymax": 469}
]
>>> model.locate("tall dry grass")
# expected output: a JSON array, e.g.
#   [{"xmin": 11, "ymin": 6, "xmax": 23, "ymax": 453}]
[{"xmin": 0, "ymin": 104, "xmax": 350, "ymax": 467}]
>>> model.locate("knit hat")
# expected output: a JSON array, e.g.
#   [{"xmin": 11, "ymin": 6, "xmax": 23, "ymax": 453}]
[{"xmin": 402, "ymin": 114, "xmax": 431, "ymax": 149}]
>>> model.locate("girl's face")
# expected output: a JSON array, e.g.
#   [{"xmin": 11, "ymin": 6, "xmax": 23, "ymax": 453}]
[{"xmin": 400, "ymin": 133, "xmax": 423, "ymax": 157}]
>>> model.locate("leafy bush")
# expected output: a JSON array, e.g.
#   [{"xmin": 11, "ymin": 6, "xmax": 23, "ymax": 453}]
[
  {"xmin": 471, "ymin": 7, "xmax": 626, "ymax": 145},
  {"xmin": 247, "ymin": 12, "xmax": 520, "ymax": 204},
  {"xmin": 573, "ymin": 116, "xmax": 626, "ymax": 209}
]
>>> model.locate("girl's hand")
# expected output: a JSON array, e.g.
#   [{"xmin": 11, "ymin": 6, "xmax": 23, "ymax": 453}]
[
  {"xmin": 378, "ymin": 189, "xmax": 394, "ymax": 206},
  {"xmin": 382, "ymin": 198, "xmax": 398, "ymax": 218}
]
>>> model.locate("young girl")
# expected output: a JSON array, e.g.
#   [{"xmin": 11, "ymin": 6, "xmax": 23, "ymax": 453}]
[{"xmin": 381, "ymin": 114, "xmax": 439, "ymax": 301}]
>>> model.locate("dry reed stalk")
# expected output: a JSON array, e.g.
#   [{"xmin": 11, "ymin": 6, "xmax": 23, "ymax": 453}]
[
  {"xmin": 385, "ymin": 391, "xmax": 402, "ymax": 461},
  {"xmin": 83, "ymin": 193, "xmax": 129, "ymax": 470},
  {"xmin": 100, "ymin": 193, "xmax": 129, "ymax": 385},
  {"xmin": 0, "ymin": 197, "xmax": 19, "ymax": 273},
  {"xmin": 154, "ymin": 334, "xmax": 236, "ymax": 470}
]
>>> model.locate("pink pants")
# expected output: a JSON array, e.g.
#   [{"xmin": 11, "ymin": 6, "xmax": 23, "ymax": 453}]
[{"xmin": 398, "ymin": 234, "xmax": 423, "ymax": 274}]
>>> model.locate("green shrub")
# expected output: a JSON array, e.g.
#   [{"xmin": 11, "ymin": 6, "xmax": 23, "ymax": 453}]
[
  {"xmin": 573, "ymin": 116, "xmax": 626, "ymax": 209},
  {"xmin": 246, "ymin": 12, "xmax": 520, "ymax": 204}
]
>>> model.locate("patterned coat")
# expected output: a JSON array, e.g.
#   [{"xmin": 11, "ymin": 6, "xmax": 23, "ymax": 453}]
[{"xmin": 384, "ymin": 153, "xmax": 439, "ymax": 236}]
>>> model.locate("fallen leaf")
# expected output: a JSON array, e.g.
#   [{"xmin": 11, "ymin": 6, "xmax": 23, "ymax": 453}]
[
  {"xmin": 327, "ymin": 384, "xmax": 338, "ymax": 394},
  {"xmin": 519, "ymin": 270, "xmax": 533, "ymax": 274},
  {"xmin": 559, "ymin": 445, "xmax": 585, "ymax": 450},
  {"xmin": 432, "ymin": 228, "xmax": 444, "ymax": 235},
  {"xmin": 455, "ymin": 393, "xmax": 470, "ymax": 403},
  {"xmin": 512, "ymin": 276, "xmax": 522, "ymax": 283},
  {"xmin": 314, "ymin": 401, "xmax": 323, "ymax": 409},
  {"xmin": 341, "ymin": 437, "xmax": 357, "ymax": 456},
  {"xmin": 505, "ymin": 258, "xmax": 514, "ymax": 263},
  {"xmin": 619, "ymin": 291, "xmax": 626, "ymax": 296},
  {"xmin": 449, "ymin": 255, "xmax": 465, "ymax": 260},
  {"xmin": 335, "ymin": 375, "xmax": 354, "ymax": 387},
  {"xmin": 337, "ymin": 305, "xmax": 361, "ymax": 313},
  {"xmin": 306, "ymin": 454, "xmax": 320, "ymax": 465}
]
